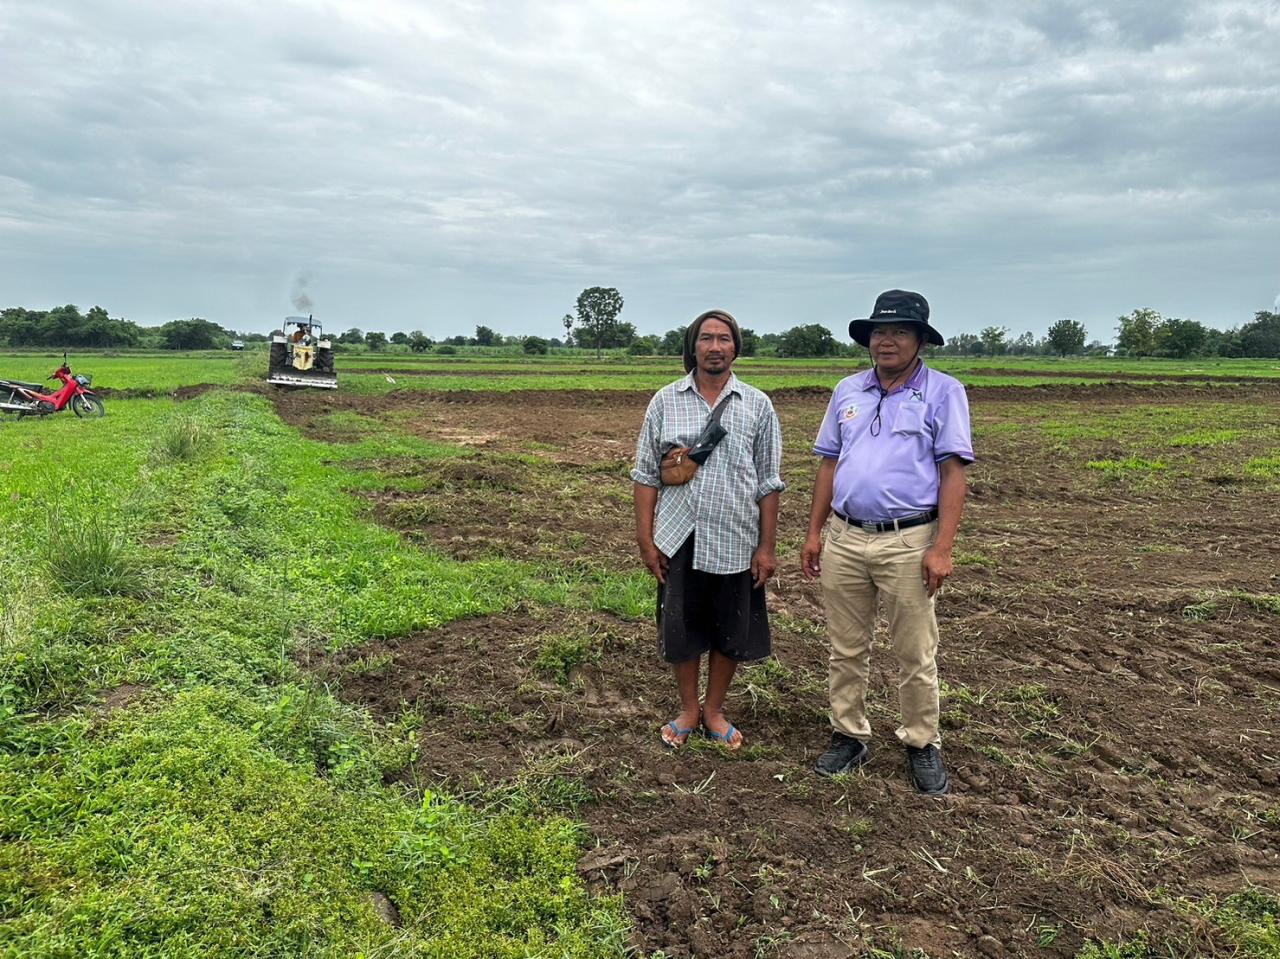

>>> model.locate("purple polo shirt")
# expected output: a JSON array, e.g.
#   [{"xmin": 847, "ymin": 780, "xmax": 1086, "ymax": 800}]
[{"xmin": 813, "ymin": 362, "xmax": 974, "ymax": 521}]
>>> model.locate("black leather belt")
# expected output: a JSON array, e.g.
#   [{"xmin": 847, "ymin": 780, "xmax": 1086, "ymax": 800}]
[{"xmin": 832, "ymin": 508, "xmax": 938, "ymax": 533}]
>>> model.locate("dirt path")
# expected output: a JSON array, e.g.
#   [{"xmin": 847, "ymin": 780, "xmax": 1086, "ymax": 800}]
[{"xmin": 279, "ymin": 385, "xmax": 1280, "ymax": 958}]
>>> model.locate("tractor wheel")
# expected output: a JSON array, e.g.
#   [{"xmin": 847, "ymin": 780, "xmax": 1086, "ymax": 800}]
[
  {"xmin": 269, "ymin": 342, "xmax": 287, "ymax": 372},
  {"xmin": 315, "ymin": 348, "xmax": 335, "ymax": 373}
]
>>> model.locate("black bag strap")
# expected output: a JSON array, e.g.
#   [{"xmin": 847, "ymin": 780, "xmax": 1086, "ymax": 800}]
[{"xmin": 707, "ymin": 392, "xmax": 731, "ymax": 428}]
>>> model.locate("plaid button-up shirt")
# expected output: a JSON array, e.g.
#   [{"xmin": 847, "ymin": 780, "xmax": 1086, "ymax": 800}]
[{"xmin": 632, "ymin": 372, "xmax": 786, "ymax": 574}]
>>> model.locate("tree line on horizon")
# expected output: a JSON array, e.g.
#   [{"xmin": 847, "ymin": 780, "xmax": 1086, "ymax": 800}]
[{"xmin": 3, "ymin": 299, "xmax": 1278, "ymax": 359}]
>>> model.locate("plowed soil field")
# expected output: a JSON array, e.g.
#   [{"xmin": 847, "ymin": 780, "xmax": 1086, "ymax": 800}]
[{"xmin": 275, "ymin": 382, "xmax": 1280, "ymax": 958}]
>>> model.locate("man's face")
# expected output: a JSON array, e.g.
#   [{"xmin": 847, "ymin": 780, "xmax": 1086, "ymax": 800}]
[
  {"xmin": 869, "ymin": 323, "xmax": 922, "ymax": 374},
  {"xmin": 695, "ymin": 318, "xmax": 736, "ymax": 374}
]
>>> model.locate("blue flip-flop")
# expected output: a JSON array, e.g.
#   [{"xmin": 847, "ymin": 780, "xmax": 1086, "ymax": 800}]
[
  {"xmin": 660, "ymin": 720, "xmax": 697, "ymax": 749},
  {"xmin": 703, "ymin": 722, "xmax": 742, "ymax": 751}
]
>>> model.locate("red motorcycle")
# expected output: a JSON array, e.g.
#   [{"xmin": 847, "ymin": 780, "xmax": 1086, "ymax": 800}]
[{"xmin": 0, "ymin": 355, "xmax": 105, "ymax": 419}]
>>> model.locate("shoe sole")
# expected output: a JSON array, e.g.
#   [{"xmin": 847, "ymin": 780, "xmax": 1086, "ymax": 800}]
[{"xmin": 915, "ymin": 779, "xmax": 950, "ymax": 795}]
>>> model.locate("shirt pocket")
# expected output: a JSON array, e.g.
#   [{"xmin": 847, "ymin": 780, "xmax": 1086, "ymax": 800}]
[
  {"xmin": 891, "ymin": 401, "xmax": 927, "ymax": 437},
  {"xmin": 722, "ymin": 429, "xmax": 754, "ymax": 473}
]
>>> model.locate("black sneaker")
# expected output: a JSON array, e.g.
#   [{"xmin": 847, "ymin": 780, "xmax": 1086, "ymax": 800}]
[
  {"xmin": 815, "ymin": 731, "xmax": 869, "ymax": 777},
  {"xmin": 906, "ymin": 744, "xmax": 949, "ymax": 795}
]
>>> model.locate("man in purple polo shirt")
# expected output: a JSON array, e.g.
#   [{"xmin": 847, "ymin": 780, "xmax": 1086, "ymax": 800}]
[{"xmin": 800, "ymin": 289, "xmax": 973, "ymax": 795}]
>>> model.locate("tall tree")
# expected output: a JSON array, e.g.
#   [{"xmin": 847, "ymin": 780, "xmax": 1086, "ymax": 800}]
[
  {"xmin": 979, "ymin": 326, "xmax": 1008, "ymax": 356},
  {"xmin": 1007, "ymin": 331, "xmax": 1037, "ymax": 355},
  {"xmin": 659, "ymin": 328, "xmax": 685, "ymax": 355},
  {"xmin": 939, "ymin": 332, "xmax": 980, "ymax": 356},
  {"xmin": 365, "ymin": 331, "xmax": 387, "ymax": 351},
  {"xmin": 158, "ymin": 318, "xmax": 227, "ymax": 350},
  {"xmin": 474, "ymin": 324, "xmax": 498, "ymax": 346},
  {"xmin": 1239, "ymin": 311, "xmax": 1280, "ymax": 357},
  {"xmin": 1116, "ymin": 308, "xmax": 1161, "ymax": 356},
  {"xmin": 1046, "ymin": 319, "xmax": 1087, "ymax": 356},
  {"xmin": 777, "ymin": 324, "xmax": 838, "ymax": 358},
  {"xmin": 575, "ymin": 287, "xmax": 624, "ymax": 359},
  {"xmin": 1156, "ymin": 318, "xmax": 1207, "ymax": 358}
]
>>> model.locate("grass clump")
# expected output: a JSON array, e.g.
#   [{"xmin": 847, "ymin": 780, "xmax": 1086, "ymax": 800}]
[
  {"xmin": 1204, "ymin": 888, "xmax": 1280, "ymax": 954},
  {"xmin": 45, "ymin": 510, "xmax": 142, "ymax": 597},
  {"xmin": 533, "ymin": 631, "xmax": 603, "ymax": 685},
  {"xmin": 1166, "ymin": 429, "xmax": 1242, "ymax": 447},
  {"xmin": 999, "ymin": 683, "xmax": 1060, "ymax": 726},
  {"xmin": 1074, "ymin": 888, "xmax": 1280, "ymax": 958},
  {"xmin": 1075, "ymin": 932, "xmax": 1152, "ymax": 958},
  {"xmin": 1182, "ymin": 599, "xmax": 1218, "ymax": 621},
  {"xmin": 954, "ymin": 549, "xmax": 996, "ymax": 568},
  {"xmin": 1243, "ymin": 455, "xmax": 1280, "ymax": 480},
  {"xmin": 153, "ymin": 414, "xmax": 211, "ymax": 461},
  {"xmin": 1086, "ymin": 456, "xmax": 1168, "ymax": 478},
  {"xmin": 1231, "ymin": 591, "xmax": 1280, "ymax": 616}
]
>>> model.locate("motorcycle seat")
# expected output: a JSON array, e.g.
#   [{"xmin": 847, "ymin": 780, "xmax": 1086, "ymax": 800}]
[{"xmin": 0, "ymin": 379, "xmax": 45, "ymax": 391}]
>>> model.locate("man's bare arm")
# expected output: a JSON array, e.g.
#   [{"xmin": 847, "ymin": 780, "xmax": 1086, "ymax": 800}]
[
  {"xmin": 801, "ymin": 457, "xmax": 837, "ymax": 579},
  {"xmin": 751, "ymin": 491, "xmax": 779, "ymax": 588},
  {"xmin": 633, "ymin": 482, "xmax": 667, "ymax": 583},
  {"xmin": 922, "ymin": 456, "xmax": 967, "ymax": 596}
]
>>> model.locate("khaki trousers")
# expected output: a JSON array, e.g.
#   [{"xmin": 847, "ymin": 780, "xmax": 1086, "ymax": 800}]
[{"xmin": 819, "ymin": 518, "xmax": 941, "ymax": 749}]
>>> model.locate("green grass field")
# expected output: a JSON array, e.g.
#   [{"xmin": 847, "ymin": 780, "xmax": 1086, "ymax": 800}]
[
  {"xmin": 0, "ymin": 392, "xmax": 633, "ymax": 958},
  {"xmin": 4, "ymin": 350, "xmax": 1279, "ymax": 397}
]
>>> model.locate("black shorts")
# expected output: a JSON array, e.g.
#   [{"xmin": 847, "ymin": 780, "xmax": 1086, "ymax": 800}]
[{"xmin": 656, "ymin": 534, "xmax": 771, "ymax": 664}]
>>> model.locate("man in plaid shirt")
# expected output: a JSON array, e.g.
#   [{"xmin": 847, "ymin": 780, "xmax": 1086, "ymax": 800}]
[{"xmin": 632, "ymin": 310, "xmax": 785, "ymax": 750}]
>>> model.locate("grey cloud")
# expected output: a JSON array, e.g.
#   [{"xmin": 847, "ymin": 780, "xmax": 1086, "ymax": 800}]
[{"xmin": 1, "ymin": 0, "xmax": 1277, "ymax": 338}]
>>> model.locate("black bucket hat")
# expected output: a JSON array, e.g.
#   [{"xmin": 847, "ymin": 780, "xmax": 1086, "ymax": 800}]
[
  {"xmin": 848, "ymin": 290, "xmax": 945, "ymax": 348},
  {"xmin": 683, "ymin": 309, "xmax": 742, "ymax": 373}
]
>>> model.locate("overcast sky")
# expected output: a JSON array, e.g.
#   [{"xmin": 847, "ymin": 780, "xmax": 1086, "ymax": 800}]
[{"xmin": 2, "ymin": 1, "xmax": 1278, "ymax": 341}]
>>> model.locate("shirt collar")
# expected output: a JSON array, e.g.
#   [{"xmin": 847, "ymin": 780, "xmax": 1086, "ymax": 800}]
[
  {"xmin": 860, "ymin": 360, "xmax": 928, "ymax": 393},
  {"xmin": 678, "ymin": 370, "xmax": 742, "ymax": 397}
]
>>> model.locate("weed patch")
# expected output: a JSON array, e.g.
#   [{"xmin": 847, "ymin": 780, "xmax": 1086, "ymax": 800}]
[
  {"xmin": 533, "ymin": 630, "xmax": 604, "ymax": 685},
  {"xmin": 1244, "ymin": 455, "xmax": 1280, "ymax": 480},
  {"xmin": 152, "ymin": 414, "xmax": 211, "ymax": 462},
  {"xmin": 1166, "ymin": 428, "xmax": 1242, "ymax": 447},
  {"xmin": 954, "ymin": 549, "xmax": 996, "ymax": 568},
  {"xmin": 1086, "ymin": 456, "xmax": 1168, "ymax": 478},
  {"xmin": 46, "ymin": 510, "xmax": 142, "ymax": 597}
]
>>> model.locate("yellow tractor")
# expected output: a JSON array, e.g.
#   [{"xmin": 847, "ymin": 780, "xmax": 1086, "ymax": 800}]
[{"xmin": 268, "ymin": 316, "xmax": 337, "ymax": 389}]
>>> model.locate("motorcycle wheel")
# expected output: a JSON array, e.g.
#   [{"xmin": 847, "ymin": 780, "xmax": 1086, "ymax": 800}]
[{"xmin": 72, "ymin": 394, "xmax": 105, "ymax": 418}]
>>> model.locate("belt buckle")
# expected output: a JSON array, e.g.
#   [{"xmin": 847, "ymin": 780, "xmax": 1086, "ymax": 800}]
[{"xmin": 859, "ymin": 520, "xmax": 879, "ymax": 533}]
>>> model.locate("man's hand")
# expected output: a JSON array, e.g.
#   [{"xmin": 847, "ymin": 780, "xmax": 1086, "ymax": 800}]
[
  {"xmin": 638, "ymin": 540, "xmax": 669, "ymax": 584},
  {"xmin": 800, "ymin": 533, "xmax": 823, "ymax": 580},
  {"xmin": 921, "ymin": 545, "xmax": 954, "ymax": 597},
  {"xmin": 751, "ymin": 544, "xmax": 777, "ymax": 589}
]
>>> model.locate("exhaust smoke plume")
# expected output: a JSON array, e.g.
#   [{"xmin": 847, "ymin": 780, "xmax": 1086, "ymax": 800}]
[{"xmin": 291, "ymin": 271, "xmax": 314, "ymax": 312}]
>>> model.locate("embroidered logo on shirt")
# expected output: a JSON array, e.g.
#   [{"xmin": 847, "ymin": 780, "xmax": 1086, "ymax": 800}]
[
  {"xmin": 909, "ymin": 390, "xmax": 924, "ymax": 403},
  {"xmin": 842, "ymin": 405, "xmax": 859, "ymax": 421}
]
